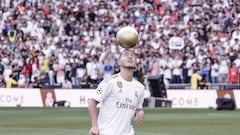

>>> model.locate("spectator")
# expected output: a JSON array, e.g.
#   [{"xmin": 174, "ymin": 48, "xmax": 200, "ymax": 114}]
[
  {"xmin": 6, "ymin": 74, "xmax": 17, "ymax": 88},
  {"xmin": 163, "ymin": 55, "xmax": 172, "ymax": 83},
  {"xmin": 31, "ymin": 76, "xmax": 40, "ymax": 88},
  {"xmin": 218, "ymin": 55, "xmax": 230, "ymax": 83},
  {"xmin": 186, "ymin": 54, "xmax": 196, "ymax": 83},
  {"xmin": 18, "ymin": 74, "xmax": 27, "ymax": 88},
  {"xmin": 38, "ymin": 70, "xmax": 49, "ymax": 88},
  {"xmin": 148, "ymin": 54, "xmax": 160, "ymax": 76},
  {"xmin": 76, "ymin": 55, "xmax": 87, "ymax": 86},
  {"xmin": 21, "ymin": 61, "xmax": 30, "ymax": 81},
  {"xmin": 80, "ymin": 74, "xmax": 91, "ymax": 88},
  {"xmin": 133, "ymin": 63, "xmax": 144, "ymax": 84},
  {"xmin": 64, "ymin": 56, "xmax": 72, "ymax": 81},
  {"xmin": 3, "ymin": 64, "xmax": 12, "ymax": 82},
  {"xmin": 229, "ymin": 63, "xmax": 239, "ymax": 84},
  {"xmin": 87, "ymin": 55, "xmax": 101, "ymax": 86},
  {"xmin": 172, "ymin": 55, "xmax": 183, "ymax": 83},
  {"xmin": 198, "ymin": 75, "xmax": 211, "ymax": 90},
  {"xmin": 30, "ymin": 58, "xmax": 40, "ymax": 83},
  {"xmin": 0, "ymin": 75, "xmax": 6, "ymax": 87},
  {"xmin": 62, "ymin": 78, "xmax": 72, "ymax": 89},
  {"xmin": 48, "ymin": 56, "xmax": 56, "ymax": 86},
  {"xmin": 211, "ymin": 59, "xmax": 219, "ymax": 83},
  {"xmin": 0, "ymin": 60, "xmax": 4, "ymax": 75},
  {"xmin": 102, "ymin": 59, "xmax": 114, "ymax": 80},
  {"xmin": 53, "ymin": 59, "xmax": 65, "ymax": 85},
  {"xmin": 41, "ymin": 55, "xmax": 50, "ymax": 75},
  {"xmin": 69, "ymin": 58, "xmax": 78, "ymax": 86},
  {"xmin": 200, "ymin": 59, "xmax": 211, "ymax": 83},
  {"xmin": 190, "ymin": 69, "xmax": 202, "ymax": 90}
]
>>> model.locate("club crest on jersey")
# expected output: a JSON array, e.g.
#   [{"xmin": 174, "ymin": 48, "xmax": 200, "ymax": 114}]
[
  {"xmin": 96, "ymin": 88, "xmax": 103, "ymax": 95},
  {"xmin": 117, "ymin": 81, "xmax": 122, "ymax": 93},
  {"xmin": 135, "ymin": 91, "xmax": 138, "ymax": 98}
]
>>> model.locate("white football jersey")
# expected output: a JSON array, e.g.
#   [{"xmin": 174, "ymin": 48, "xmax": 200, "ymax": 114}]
[{"xmin": 93, "ymin": 73, "xmax": 145, "ymax": 135}]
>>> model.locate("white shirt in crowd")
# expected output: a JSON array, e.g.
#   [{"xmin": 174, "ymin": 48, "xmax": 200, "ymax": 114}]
[
  {"xmin": 186, "ymin": 57, "xmax": 196, "ymax": 77},
  {"xmin": 92, "ymin": 74, "xmax": 145, "ymax": 135},
  {"xmin": 3, "ymin": 68, "xmax": 12, "ymax": 81},
  {"xmin": 18, "ymin": 74, "xmax": 26, "ymax": 86},
  {"xmin": 89, "ymin": 62, "xmax": 100, "ymax": 80},
  {"xmin": 218, "ymin": 59, "xmax": 229, "ymax": 74},
  {"xmin": 159, "ymin": 57, "xmax": 167, "ymax": 75},
  {"xmin": 172, "ymin": 58, "xmax": 182, "ymax": 76},
  {"xmin": 232, "ymin": 30, "xmax": 240, "ymax": 40},
  {"xmin": 234, "ymin": 56, "xmax": 240, "ymax": 71},
  {"xmin": 62, "ymin": 79, "xmax": 72, "ymax": 89},
  {"xmin": 211, "ymin": 63, "xmax": 219, "ymax": 77}
]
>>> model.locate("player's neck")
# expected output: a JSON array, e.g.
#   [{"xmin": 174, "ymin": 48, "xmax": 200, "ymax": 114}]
[{"xmin": 120, "ymin": 69, "xmax": 133, "ymax": 82}]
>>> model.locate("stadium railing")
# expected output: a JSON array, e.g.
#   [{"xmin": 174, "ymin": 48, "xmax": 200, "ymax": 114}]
[
  {"xmin": 39, "ymin": 83, "xmax": 240, "ymax": 90},
  {"xmin": 168, "ymin": 83, "xmax": 240, "ymax": 90}
]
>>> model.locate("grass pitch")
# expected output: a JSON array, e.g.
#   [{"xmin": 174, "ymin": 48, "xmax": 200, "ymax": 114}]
[{"xmin": 0, "ymin": 107, "xmax": 239, "ymax": 135}]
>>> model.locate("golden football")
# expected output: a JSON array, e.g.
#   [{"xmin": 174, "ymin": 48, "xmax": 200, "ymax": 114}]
[{"xmin": 116, "ymin": 26, "xmax": 138, "ymax": 48}]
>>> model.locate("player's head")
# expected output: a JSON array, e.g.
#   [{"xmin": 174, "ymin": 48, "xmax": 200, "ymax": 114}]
[{"xmin": 118, "ymin": 49, "xmax": 136, "ymax": 69}]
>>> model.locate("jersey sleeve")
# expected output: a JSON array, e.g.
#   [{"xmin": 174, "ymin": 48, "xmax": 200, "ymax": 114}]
[{"xmin": 92, "ymin": 79, "xmax": 112, "ymax": 103}]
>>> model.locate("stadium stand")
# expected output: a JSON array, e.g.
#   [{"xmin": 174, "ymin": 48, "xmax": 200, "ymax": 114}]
[{"xmin": 0, "ymin": 0, "xmax": 240, "ymax": 90}]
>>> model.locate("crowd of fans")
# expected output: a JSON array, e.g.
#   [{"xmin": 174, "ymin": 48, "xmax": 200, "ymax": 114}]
[{"xmin": 0, "ymin": 0, "xmax": 240, "ymax": 89}]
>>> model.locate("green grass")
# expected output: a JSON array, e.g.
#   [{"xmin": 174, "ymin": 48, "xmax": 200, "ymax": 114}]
[{"xmin": 0, "ymin": 108, "xmax": 239, "ymax": 135}]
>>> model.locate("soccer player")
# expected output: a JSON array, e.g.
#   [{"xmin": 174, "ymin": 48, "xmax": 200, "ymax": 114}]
[{"xmin": 88, "ymin": 49, "xmax": 145, "ymax": 135}]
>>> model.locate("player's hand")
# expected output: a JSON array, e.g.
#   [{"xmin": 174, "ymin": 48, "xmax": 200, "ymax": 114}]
[
  {"xmin": 88, "ymin": 126, "xmax": 99, "ymax": 135},
  {"xmin": 135, "ymin": 109, "xmax": 144, "ymax": 125}
]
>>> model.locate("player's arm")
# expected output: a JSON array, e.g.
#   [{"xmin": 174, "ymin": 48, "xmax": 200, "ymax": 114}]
[
  {"xmin": 135, "ymin": 108, "xmax": 144, "ymax": 125},
  {"xmin": 88, "ymin": 78, "xmax": 112, "ymax": 135},
  {"xmin": 135, "ymin": 87, "xmax": 145, "ymax": 125},
  {"xmin": 88, "ymin": 99, "xmax": 99, "ymax": 135}
]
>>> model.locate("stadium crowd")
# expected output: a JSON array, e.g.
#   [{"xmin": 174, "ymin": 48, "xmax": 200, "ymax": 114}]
[{"xmin": 0, "ymin": 0, "xmax": 240, "ymax": 89}]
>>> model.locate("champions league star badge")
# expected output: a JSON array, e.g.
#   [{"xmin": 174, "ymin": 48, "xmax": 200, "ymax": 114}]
[
  {"xmin": 96, "ymin": 88, "xmax": 103, "ymax": 95},
  {"xmin": 117, "ymin": 81, "xmax": 122, "ymax": 93}
]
